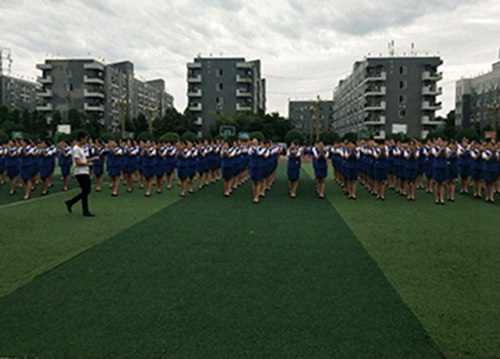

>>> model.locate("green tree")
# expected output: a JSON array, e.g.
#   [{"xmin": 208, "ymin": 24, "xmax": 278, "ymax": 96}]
[
  {"xmin": 443, "ymin": 111, "xmax": 457, "ymax": 140},
  {"xmin": 342, "ymin": 132, "xmax": 357, "ymax": 143},
  {"xmin": 159, "ymin": 132, "xmax": 180, "ymax": 143},
  {"xmin": 85, "ymin": 113, "xmax": 102, "ymax": 139},
  {"xmin": 51, "ymin": 111, "xmax": 63, "ymax": 136},
  {"xmin": 320, "ymin": 131, "xmax": 340, "ymax": 145},
  {"xmin": 250, "ymin": 131, "xmax": 265, "ymax": 142},
  {"xmin": 21, "ymin": 109, "xmax": 33, "ymax": 134},
  {"xmin": 133, "ymin": 113, "xmax": 149, "ymax": 135},
  {"xmin": 136, "ymin": 131, "xmax": 155, "ymax": 142},
  {"xmin": 285, "ymin": 129, "xmax": 305, "ymax": 145},
  {"xmin": 68, "ymin": 109, "xmax": 85, "ymax": 130},
  {"xmin": 32, "ymin": 111, "xmax": 48, "ymax": 139},
  {"xmin": 0, "ymin": 129, "xmax": 8, "ymax": 144},
  {"xmin": 180, "ymin": 131, "xmax": 198, "ymax": 142},
  {"xmin": 0, "ymin": 105, "xmax": 9, "ymax": 124}
]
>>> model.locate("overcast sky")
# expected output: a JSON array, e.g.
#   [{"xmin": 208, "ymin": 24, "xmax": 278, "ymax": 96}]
[{"xmin": 1, "ymin": 0, "xmax": 499, "ymax": 117}]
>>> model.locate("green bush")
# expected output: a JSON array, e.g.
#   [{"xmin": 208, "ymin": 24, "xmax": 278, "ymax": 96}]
[
  {"xmin": 249, "ymin": 131, "xmax": 265, "ymax": 142},
  {"xmin": 0, "ymin": 130, "xmax": 8, "ymax": 144},
  {"xmin": 159, "ymin": 132, "xmax": 180, "ymax": 143},
  {"xmin": 136, "ymin": 131, "xmax": 155, "ymax": 142}
]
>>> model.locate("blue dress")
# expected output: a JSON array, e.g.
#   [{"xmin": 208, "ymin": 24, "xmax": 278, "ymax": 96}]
[
  {"xmin": 470, "ymin": 150, "xmax": 482, "ymax": 181},
  {"xmin": 374, "ymin": 150, "xmax": 388, "ymax": 181},
  {"xmin": 432, "ymin": 148, "xmax": 447, "ymax": 182},
  {"xmin": 287, "ymin": 148, "xmax": 301, "ymax": 182},
  {"xmin": 482, "ymin": 151, "xmax": 497, "ymax": 184},
  {"xmin": 404, "ymin": 150, "xmax": 419, "ymax": 180},
  {"xmin": 312, "ymin": 147, "xmax": 328, "ymax": 179}
]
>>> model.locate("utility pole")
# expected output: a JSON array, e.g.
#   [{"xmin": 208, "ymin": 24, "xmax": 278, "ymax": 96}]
[
  {"xmin": 486, "ymin": 100, "xmax": 500, "ymax": 134},
  {"xmin": 115, "ymin": 96, "xmax": 131, "ymax": 138}
]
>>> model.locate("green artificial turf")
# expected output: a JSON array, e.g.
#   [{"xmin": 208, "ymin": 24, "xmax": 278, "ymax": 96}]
[
  {"xmin": 302, "ymin": 165, "xmax": 500, "ymax": 359},
  {"xmin": 0, "ymin": 181, "xmax": 180, "ymax": 297},
  {"xmin": 0, "ymin": 166, "xmax": 442, "ymax": 358}
]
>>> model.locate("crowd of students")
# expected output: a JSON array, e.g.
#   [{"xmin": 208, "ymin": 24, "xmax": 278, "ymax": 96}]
[
  {"xmin": 1, "ymin": 136, "xmax": 499, "ymax": 204},
  {"xmin": 298, "ymin": 137, "xmax": 500, "ymax": 204}
]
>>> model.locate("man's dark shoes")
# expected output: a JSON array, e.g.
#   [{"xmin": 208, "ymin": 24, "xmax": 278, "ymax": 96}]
[
  {"xmin": 83, "ymin": 212, "xmax": 95, "ymax": 217},
  {"xmin": 65, "ymin": 201, "xmax": 72, "ymax": 213}
]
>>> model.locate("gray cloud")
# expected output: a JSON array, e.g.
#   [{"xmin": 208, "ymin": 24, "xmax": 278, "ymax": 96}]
[{"xmin": 0, "ymin": 0, "xmax": 498, "ymax": 116}]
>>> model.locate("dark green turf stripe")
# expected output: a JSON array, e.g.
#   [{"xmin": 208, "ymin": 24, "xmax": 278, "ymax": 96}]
[{"xmin": 0, "ymin": 166, "xmax": 443, "ymax": 358}]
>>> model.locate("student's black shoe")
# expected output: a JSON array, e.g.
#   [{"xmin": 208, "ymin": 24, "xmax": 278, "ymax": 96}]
[
  {"xmin": 65, "ymin": 201, "xmax": 73, "ymax": 213},
  {"xmin": 83, "ymin": 212, "xmax": 95, "ymax": 217}
]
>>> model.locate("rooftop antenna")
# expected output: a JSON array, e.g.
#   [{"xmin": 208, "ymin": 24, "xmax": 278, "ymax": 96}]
[
  {"xmin": 411, "ymin": 43, "xmax": 416, "ymax": 56},
  {"xmin": 388, "ymin": 40, "xmax": 395, "ymax": 57}
]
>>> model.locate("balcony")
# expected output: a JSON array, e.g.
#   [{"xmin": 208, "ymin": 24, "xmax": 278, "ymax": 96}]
[
  {"xmin": 236, "ymin": 75, "xmax": 252, "ymax": 83},
  {"xmin": 373, "ymin": 130, "xmax": 386, "ymax": 140},
  {"xmin": 364, "ymin": 86, "xmax": 386, "ymax": 96},
  {"xmin": 365, "ymin": 101, "xmax": 386, "ymax": 111},
  {"xmin": 188, "ymin": 74, "xmax": 202, "ymax": 83},
  {"xmin": 38, "ymin": 89, "xmax": 53, "ymax": 98},
  {"xmin": 84, "ymin": 103, "xmax": 105, "ymax": 112},
  {"xmin": 422, "ymin": 101, "xmax": 442, "ymax": 111},
  {"xmin": 36, "ymin": 63, "xmax": 52, "ymax": 70},
  {"xmin": 84, "ymin": 89, "xmax": 105, "ymax": 98},
  {"xmin": 84, "ymin": 75, "xmax": 104, "ymax": 85},
  {"xmin": 422, "ymin": 71, "xmax": 443, "ymax": 81},
  {"xmin": 236, "ymin": 62, "xmax": 253, "ymax": 69},
  {"xmin": 364, "ymin": 116, "xmax": 386, "ymax": 125},
  {"xmin": 36, "ymin": 103, "xmax": 53, "ymax": 111},
  {"xmin": 236, "ymin": 103, "xmax": 252, "ymax": 111},
  {"xmin": 195, "ymin": 117, "xmax": 203, "ymax": 126},
  {"xmin": 37, "ymin": 76, "xmax": 53, "ymax": 84},
  {"xmin": 189, "ymin": 103, "xmax": 202, "ymax": 112},
  {"xmin": 236, "ymin": 89, "xmax": 252, "ymax": 97},
  {"xmin": 421, "ymin": 116, "xmax": 442, "ymax": 125},
  {"xmin": 84, "ymin": 62, "xmax": 105, "ymax": 71},
  {"xmin": 422, "ymin": 86, "xmax": 443, "ymax": 96},
  {"xmin": 187, "ymin": 62, "xmax": 202, "ymax": 69},
  {"xmin": 188, "ymin": 89, "xmax": 202, "ymax": 97},
  {"xmin": 365, "ymin": 72, "xmax": 387, "ymax": 82}
]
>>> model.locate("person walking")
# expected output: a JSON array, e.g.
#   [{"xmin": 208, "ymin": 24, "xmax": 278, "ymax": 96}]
[{"xmin": 65, "ymin": 132, "xmax": 98, "ymax": 217}]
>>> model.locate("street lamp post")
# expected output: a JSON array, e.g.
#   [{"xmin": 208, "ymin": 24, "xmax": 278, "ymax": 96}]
[
  {"xmin": 486, "ymin": 100, "xmax": 500, "ymax": 134},
  {"xmin": 314, "ymin": 95, "xmax": 323, "ymax": 142},
  {"xmin": 115, "ymin": 96, "xmax": 131, "ymax": 138},
  {"xmin": 146, "ymin": 104, "xmax": 158, "ymax": 135}
]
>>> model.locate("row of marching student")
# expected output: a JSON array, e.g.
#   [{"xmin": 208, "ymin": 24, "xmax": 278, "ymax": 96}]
[
  {"xmin": 1, "ymin": 135, "xmax": 499, "ymax": 205},
  {"xmin": 288, "ymin": 137, "xmax": 500, "ymax": 204}
]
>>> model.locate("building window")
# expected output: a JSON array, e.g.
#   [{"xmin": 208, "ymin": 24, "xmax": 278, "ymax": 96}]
[
  {"xmin": 216, "ymin": 83, "xmax": 223, "ymax": 91},
  {"xmin": 216, "ymin": 97, "xmax": 224, "ymax": 105},
  {"xmin": 399, "ymin": 80, "xmax": 407, "ymax": 90},
  {"xmin": 399, "ymin": 66, "xmax": 407, "ymax": 75},
  {"xmin": 399, "ymin": 95, "xmax": 407, "ymax": 104},
  {"xmin": 64, "ymin": 83, "xmax": 73, "ymax": 92},
  {"xmin": 216, "ymin": 69, "xmax": 223, "ymax": 77},
  {"xmin": 398, "ymin": 109, "xmax": 407, "ymax": 118}
]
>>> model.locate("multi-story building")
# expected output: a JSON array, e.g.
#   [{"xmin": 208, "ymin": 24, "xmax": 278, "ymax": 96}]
[
  {"xmin": 186, "ymin": 57, "xmax": 266, "ymax": 136},
  {"xmin": 36, "ymin": 58, "xmax": 174, "ymax": 132},
  {"xmin": 0, "ymin": 74, "xmax": 39, "ymax": 112},
  {"xmin": 455, "ymin": 60, "xmax": 500, "ymax": 130},
  {"xmin": 288, "ymin": 99, "xmax": 334, "ymax": 135},
  {"xmin": 333, "ymin": 56, "xmax": 443, "ymax": 139}
]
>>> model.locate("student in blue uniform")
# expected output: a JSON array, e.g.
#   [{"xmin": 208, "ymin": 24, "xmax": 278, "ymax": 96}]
[
  {"xmin": 287, "ymin": 140, "xmax": 302, "ymax": 198},
  {"xmin": 470, "ymin": 142, "xmax": 483, "ymax": 198},
  {"xmin": 122, "ymin": 139, "xmax": 137, "ymax": 193},
  {"xmin": 141, "ymin": 140, "xmax": 156, "ymax": 197},
  {"xmin": 0, "ymin": 142, "xmax": 5, "ymax": 185},
  {"xmin": 423, "ymin": 140, "xmax": 434, "ymax": 193},
  {"xmin": 39, "ymin": 140, "xmax": 54, "ymax": 196},
  {"xmin": 221, "ymin": 141, "xmax": 234, "ymax": 197},
  {"xmin": 404, "ymin": 140, "xmax": 419, "ymax": 201},
  {"xmin": 176, "ymin": 140, "xmax": 190, "ymax": 197},
  {"xmin": 432, "ymin": 138, "xmax": 448, "ymax": 205},
  {"xmin": 106, "ymin": 140, "xmax": 123, "ymax": 197},
  {"xmin": 164, "ymin": 141, "xmax": 177, "ymax": 190},
  {"xmin": 312, "ymin": 141, "xmax": 328, "ymax": 199},
  {"xmin": 249, "ymin": 138, "xmax": 264, "ymax": 203},
  {"xmin": 5, "ymin": 140, "xmax": 20, "ymax": 195},
  {"xmin": 373, "ymin": 142, "xmax": 388, "ymax": 200},
  {"xmin": 19, "ymin": 138, "xmax": 34, "ymax": 200},
  {"xmin": 482, "ymin": 141, "xmax": 497, "ymax": 203},
  {"xmin": 457, "ymin": 138, "xmax": 471, "ymax": 194},
  {"xmin": 92, "ymin": 138, "xmax": 106, "ymax": 192},
  {"xmin": 343, "ymin": 141, "xmax": 359, "ymax": 200},
  {"xmin": 58, "ymin": 140, "xmax": 73, "ymax": 191},
  {"xmin": 446, "ymin": 141, "xmax": 458, "ymax": 202}
]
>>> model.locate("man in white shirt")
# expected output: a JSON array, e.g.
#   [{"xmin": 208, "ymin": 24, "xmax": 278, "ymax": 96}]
[{"xmin": 65, "ymin": 131, "xmax": 99, "ymax": 217}]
